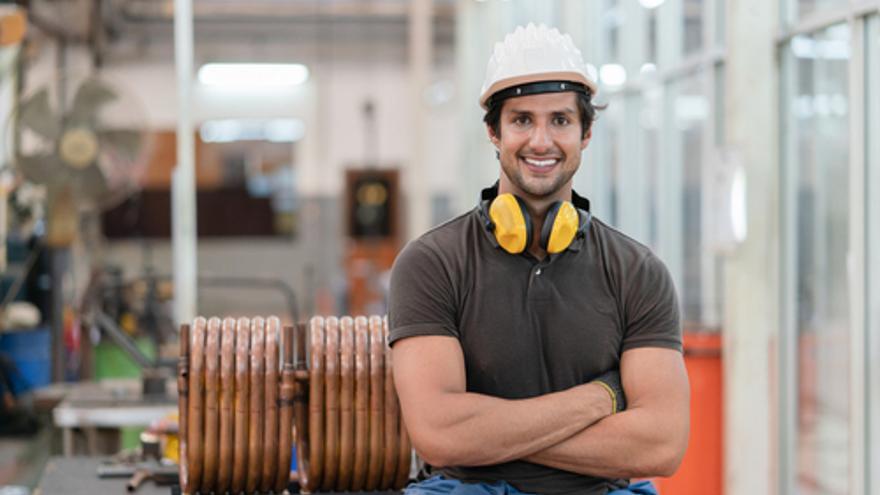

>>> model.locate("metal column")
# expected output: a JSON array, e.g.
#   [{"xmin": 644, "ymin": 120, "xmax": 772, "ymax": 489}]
[
  {"xmin": 406, "ymin": 0, "xmax": 433, "ymax": 239},
  {"xmin": 173, "ymin": 0, "xmax": 197, "ymax": 325}
]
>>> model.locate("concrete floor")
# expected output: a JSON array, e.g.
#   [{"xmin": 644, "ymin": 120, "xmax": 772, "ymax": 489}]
[{"xmin": 0, "ymin": 427, "xmax": 53, "ymax": 492}]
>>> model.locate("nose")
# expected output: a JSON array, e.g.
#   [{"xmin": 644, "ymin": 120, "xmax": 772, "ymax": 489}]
[{"xmin": 529, "ymin": 122, "xmax": 553, "ymax": 153}]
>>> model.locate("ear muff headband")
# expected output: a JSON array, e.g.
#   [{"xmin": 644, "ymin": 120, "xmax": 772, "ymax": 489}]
[
  {"xmin": 488, "ymin": 193, "xmax": 532, "ymax": 254},
  {"xmin": 543, "ymin": 201, "xmax": 579, "ymax": 254}
]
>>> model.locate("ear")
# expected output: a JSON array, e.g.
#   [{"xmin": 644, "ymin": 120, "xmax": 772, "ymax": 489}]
[
  {"xmin": 580, "ymin": 127, "xmax": 593, "ymax": 151},
  {"xmin": 486, "ymin": 123, "xmax": 501, "ymax": 148}
]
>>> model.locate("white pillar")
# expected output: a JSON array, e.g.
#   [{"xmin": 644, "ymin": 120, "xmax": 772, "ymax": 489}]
[
  {"xmin": 723, "ymin": 0, "xmax": 779, "ymax": 493},
  {"xmin": 847, "ymin": 18, "xmax": 867, "ymax": 495},
  {"xmin": 173, "ymin": 0, "xmax": 197, "ymax": 325},
  {"xmin": 406, "ymin": 0, "xmax": 433, "ymax": 238}
]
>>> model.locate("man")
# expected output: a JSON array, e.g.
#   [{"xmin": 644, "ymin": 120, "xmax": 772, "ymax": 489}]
[{"xmin": 389, "ymin": 23, "xmax": 689, "ymax": 495}]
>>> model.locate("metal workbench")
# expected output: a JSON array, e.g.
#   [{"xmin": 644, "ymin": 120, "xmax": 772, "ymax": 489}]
[
  {"xmin": 50, "ymin": 379, "xmax": 176, "ymax": 456},
  {"xmin": 36, "ymin": 457, "xmax": 169, "ymax": 495}
]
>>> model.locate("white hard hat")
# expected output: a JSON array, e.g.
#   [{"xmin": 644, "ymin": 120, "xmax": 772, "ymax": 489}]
[{"xmin": 479, "ymin": 23, "xmax": 598, "ymax": 110}]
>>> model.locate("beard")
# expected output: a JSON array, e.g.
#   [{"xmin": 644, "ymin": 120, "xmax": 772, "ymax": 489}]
[{"xmin": 499, "ymin": 154, "xmax": 579, "ymax": 199}]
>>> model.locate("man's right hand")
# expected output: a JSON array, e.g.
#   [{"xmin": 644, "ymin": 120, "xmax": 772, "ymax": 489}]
[{"xmin": 591, "ymin": 369, "xmax": 627, "ymax": 414}]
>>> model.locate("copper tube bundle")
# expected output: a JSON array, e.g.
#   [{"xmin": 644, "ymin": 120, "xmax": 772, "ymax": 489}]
[
  {"xmin": 294, "ymin": 315, "xmax": 411, "ymax": 493},
  {"xmin": 178, "ymin": 316, "xmax": 294, "ymax": 495},
  {"xmin": 178, "ymin": 315, "xmax": 411, "ymax": 494}
]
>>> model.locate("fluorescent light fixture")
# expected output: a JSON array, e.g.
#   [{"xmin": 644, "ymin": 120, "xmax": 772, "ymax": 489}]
[
  {"xmin": 599, "ymin": 64, "xmax": 627, "ymax": 87},
  {"xmin": 198, "ymin": 63, "xmax": 309, "ymax": 88},
  {"xmin": 200, "ymin": 118, "xmax": 306, "ymax": 143},
  {"xmin": 639, "ymin": 0, "xmax": 666, "ymax": 8}
]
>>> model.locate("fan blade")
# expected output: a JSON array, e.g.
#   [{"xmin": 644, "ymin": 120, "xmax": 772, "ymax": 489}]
[
  {"xmin": 98, "ymin": 129, "xmax": 143, "ymax": 160},
  {"xmin": 17, "ymin": 153, "xmax": 70, "ymax": 188},
  {"xmin": 69, "ymin": 78, "xmax": 118, "ymax": 125},
  {"xmin": 19, "ymin": 89, "xmax": 61, "ymax": 142},
  {"xmin": 71, "ymin": 163, "xmax": 110, "ymax": 202}
]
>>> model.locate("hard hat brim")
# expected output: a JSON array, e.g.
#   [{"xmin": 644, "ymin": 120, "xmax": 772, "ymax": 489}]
[{"xmin": 479, "ymin": 71, "xmax": 598, "ymax": 110}]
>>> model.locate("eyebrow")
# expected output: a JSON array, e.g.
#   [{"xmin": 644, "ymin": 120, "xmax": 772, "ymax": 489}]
[{"xmin": 508, "ymin": 107, "xmax": 577, "ymax": 116}]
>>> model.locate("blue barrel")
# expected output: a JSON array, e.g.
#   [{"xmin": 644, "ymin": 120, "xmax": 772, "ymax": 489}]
[{"xmin": 0, "ymin": 326, "xmax": 51, "ymax": 394}]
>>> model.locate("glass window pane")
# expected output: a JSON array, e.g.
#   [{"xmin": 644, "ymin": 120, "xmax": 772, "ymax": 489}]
[
  {"xmin": 673, "ymin": 73, "xmax": 714, "ymax": 325},
  {"xmin": 786, "ymin": 23, "xmax": 851, "ymax": 495},
  {"xmin": 603, "ymin": 0, "xmax": 622, "ymax": 63},
  {"xmin": 511, "ymin": 0, "xmax": 557, "ymax": 27},
  {"xmin": 646, "ymin": 7, "xmax": 659, "ymax": 66},
  {"xmin": 796, "ymin": 0, "xmax": 849, "ymax": 20},
  {"xmin": 606, "ymin": 99, "xmax": 623, "ymax": 227},
  {"xmin": 641, "ymin": 86, "xmax": 662, "ymax": 251},
  {"xmin": 683, "ymin": 0, "xmax": 705, "ymax": 54}
]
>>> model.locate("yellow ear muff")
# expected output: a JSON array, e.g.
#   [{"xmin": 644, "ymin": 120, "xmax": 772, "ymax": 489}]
[
  {"xmin": 488, "ymin": 193, "xmax": 531, "ymax": 254},
  {"xmin": 543, "ymin": 201, "xmax": 579, "ymax": 254}
]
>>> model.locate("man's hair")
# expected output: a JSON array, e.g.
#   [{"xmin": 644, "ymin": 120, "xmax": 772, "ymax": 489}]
[{"xmin": 483, "ymin": 90, "xmax": 605, "ymax": 139}]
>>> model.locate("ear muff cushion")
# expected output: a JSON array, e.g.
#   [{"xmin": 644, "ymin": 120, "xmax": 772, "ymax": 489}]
[
  {"xmin": 545, "ymin": 201, "xmax": 579, "ymax": 254},
  {"xmin": 488, "ymin": 193, "xmax": 531, "ymax": 254}
]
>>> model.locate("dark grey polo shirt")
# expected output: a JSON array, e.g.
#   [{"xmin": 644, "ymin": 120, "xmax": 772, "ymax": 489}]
[{"xmin": 388, "ymin": 198, "xmax": 682, "ymax": 495}]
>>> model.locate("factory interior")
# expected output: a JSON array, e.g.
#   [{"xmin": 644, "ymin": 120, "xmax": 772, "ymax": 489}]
[{"xmin": 0, "ymin": 0, "xmax": 878, "ymax": 494}]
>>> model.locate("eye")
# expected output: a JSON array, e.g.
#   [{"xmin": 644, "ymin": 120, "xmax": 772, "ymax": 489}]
[
  {"xmin": 553, "ymin": 115, "xmax": 570, "ymax": 126},
  {"xmin": 513, "ymin": 115, "xmax": 531, "ymax": 126}
]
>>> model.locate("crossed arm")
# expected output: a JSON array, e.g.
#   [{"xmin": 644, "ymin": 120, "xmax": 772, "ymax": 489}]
[{"xmin": 392, "ymin": 335, "xmax": 689, "ymax": 479}]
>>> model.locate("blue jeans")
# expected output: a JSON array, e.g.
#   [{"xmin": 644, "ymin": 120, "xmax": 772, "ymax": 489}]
[
  {"xmin": 608, "ymin": 480, "xmax": 659, "ymax": 494},
  {"xmin": 404, "ymin": 475, "xmax": 659, "ymax": 495}
]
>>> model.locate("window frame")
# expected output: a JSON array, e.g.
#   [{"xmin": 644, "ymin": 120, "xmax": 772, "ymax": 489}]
[{"xmin": 777, "ymin": 5, "xmax": 876, "ymax": 494}]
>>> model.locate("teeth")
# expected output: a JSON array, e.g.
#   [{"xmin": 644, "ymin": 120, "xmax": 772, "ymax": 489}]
[{"xmin": 524, "ymin": 158, "xmax": 557, "ymax": 167}]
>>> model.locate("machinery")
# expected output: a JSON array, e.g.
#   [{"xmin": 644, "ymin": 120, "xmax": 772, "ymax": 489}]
[
  {"xmin": 14, "ymin": 76, "xmax": 148, "ymax": 247},
  {"xmin": 178, "ymin": 315, "xmax": 411, "ymax": 495}
]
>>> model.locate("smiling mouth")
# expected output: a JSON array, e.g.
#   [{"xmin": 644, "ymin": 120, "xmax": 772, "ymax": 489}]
[{"xmin": 521, "ymin": 156, "xmax": 561, "ymax": 169}]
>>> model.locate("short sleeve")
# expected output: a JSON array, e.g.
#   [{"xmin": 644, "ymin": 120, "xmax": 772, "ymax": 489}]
[
  {"xmin": 388, "ymin": 239, "xmax": 459, "ymax": 346},
  {"xmin": 621, "ymin": 253, "xmax": 682, "ymax": 352}
]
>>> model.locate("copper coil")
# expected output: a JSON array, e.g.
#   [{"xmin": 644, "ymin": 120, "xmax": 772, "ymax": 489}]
[
  {"xmin": 217, "ymin": 318, "xmax": 236, "ymax": 493},
  {"xmin": 366, "ymin": 315, "xmax": 386, "ymax": 489},
  {"xmin": 336, "ymin": 316, "xmax": 355, "ymax": 491},
  {"xmin": 351, "ymin": 316, "xmax": 370, "ymax": 491},
  {"xmin": 259, "ymin": 317, "xmax": 280, "ymax": 492},
  {"xmin": 303, "ymin": 316, "xmax": 325, "ymax": 492},
  {"xmin": 179, "ymin": 314, "xmax": 412, "ymax": 494},
  {"xmin": 276, "ymin": 323, "xmax": 296, "ymax": 493},
  {"xmin": 293, "ymin": 322, "xmax": 311, "ymax": 490},
  {"xmin": 321, "ymin": 317, "xmax": 340, "ymax": 492},
  {"xmin": 186, "ymin": 317, "xmax": 206, "ymax": 491},
  {"xmin": 230, "ymin": 317, "xmax": 251, "ymax": 493},
  {"xmin": 246, "ymin": 317, "xmax": 266, "ymax": 493},
  {"xmin": 380, "ymin": 316, "xmax": 400, "ymax": 490},
  {"xmin": 202, "ymin": 317, "xmax": 221, "ymax": 492}
]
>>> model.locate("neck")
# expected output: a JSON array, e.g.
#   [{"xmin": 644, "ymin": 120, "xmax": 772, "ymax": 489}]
[{"xmin": 497, "ymin": 176, "xmax": 572, "ymax": 259}]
